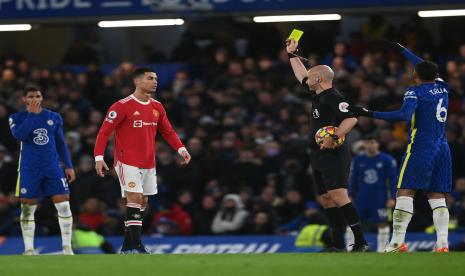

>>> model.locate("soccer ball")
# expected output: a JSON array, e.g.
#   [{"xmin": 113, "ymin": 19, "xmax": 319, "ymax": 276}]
[{"xmin": 315, "ymin": 126, "xmax": 345, "ymax": 147}]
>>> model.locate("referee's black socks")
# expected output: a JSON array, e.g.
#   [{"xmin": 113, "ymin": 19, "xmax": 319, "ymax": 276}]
[
  {"xmin": 325, "ymin": 207, "xmax": 346, "ymax": 249},
  {"xmin": 339, "ymin": 202, "xmax": 367, "ymax": 246}
]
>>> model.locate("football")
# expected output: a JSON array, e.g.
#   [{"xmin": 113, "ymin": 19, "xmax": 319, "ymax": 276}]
[{"xmin": 315, "ymin": 126, "xmax": 345, "ymax": 147}]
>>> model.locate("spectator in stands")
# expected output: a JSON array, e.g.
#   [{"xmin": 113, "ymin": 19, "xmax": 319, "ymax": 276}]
[{"xmin": 211, "ymin": 194, "xmax": 249, "ymax": 235}]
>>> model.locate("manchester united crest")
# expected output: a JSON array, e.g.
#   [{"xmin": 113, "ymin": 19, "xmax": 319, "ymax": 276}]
[{"xmin": 152, "ymin": 109, "xmax": 159, "ymax": 117}]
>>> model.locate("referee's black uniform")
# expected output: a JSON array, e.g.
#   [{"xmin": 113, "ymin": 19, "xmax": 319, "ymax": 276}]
[
  {"xmin": 309, "ymin": 87, "xmax": 353, "ymax": 195},
  {"xmin": 308, "ymin": 86, "xmax": 369, "ymax": 251}
]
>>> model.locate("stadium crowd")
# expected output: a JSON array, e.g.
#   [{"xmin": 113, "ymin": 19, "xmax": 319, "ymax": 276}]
[{"xmin": 1, "ymin": 17, "xmax": 465, "ymax": 238}]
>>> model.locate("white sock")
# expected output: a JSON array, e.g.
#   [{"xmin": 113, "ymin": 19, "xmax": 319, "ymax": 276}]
[
  {"xmin": 377, "ymin": 226, "xmax": 390, "ymax": 252},
  {"xmin": 428, "ymin": 198, "xmax": 449, "ymax": 248},
  {"xmin": 345, "ymin": 226, "xmax": 354, "ymax": 251},
  {"xmin": 20, "ymin": 204, "xmax": 37, "ymax": 252},
  {"xmin": 55, "ymin": 201, "xmax": 73, "ymax": 248},
  {"xmin": 390, "ymin": 196, "xmax": 413, "ymax": 246}
]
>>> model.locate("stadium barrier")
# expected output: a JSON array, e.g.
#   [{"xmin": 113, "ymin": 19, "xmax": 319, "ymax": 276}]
[{"xmin": 0, "ymin": 233, "xmax": 464, "ymax": 254}]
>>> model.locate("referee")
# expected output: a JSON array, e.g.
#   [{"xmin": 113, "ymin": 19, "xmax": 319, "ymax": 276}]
[{"xmin": 287, "ymin": 38, "xmax": 369, "ymax": 252}]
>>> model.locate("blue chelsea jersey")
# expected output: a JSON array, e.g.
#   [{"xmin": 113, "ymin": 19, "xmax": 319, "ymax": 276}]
[
  {"xmin": 349, "ymin": 152, "xmax": 398, "ymax": 201},
  {"xmin": 9, "ymin": 109, "xmax": 73, "ymax": 170}
]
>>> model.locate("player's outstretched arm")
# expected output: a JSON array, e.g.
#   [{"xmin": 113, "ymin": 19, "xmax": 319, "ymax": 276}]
[
  {"xmin": 349, "ymin": 89, "xmax": 418, "ymax": 122},
  {"xmin": 394, "ymin": 42, "xmax": 424, "ymax": 66},
  {"xmin": 286, "ymin": 39, "xmax": 308, "ymax": 84}
]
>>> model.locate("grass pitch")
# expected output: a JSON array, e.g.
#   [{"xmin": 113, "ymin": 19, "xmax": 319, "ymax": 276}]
[{"xmin": 0, "ymin": 253, "xmax": 464, "ymax": 276}]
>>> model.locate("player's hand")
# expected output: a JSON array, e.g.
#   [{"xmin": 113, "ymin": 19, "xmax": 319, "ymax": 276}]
[
  {"xmin": 28, "ymin": 100, "xmax": 41, "ymax": 114},
  {"xmin": 286, "ymin": 38, "xmax": 298, "ymax": 53},
  {"xmin": 386, "ymin": 199, "xmax": 395, "ymax": 209},
  {"xmin": 347, "ymin": 105, "xmax": 374, "ymax": 117},
  {"xmin": 320, "ymin": 137, "xmax": 336, "ymax": 150},
  {"xmin": 95, "ymin": 160, "xmax": 109, "ymax": 177},
  {"xmin": 178, "ymin": 147, "xmax": 191, "ymax": 165},
  {"xmin": 65, "ymin": 168, "xmax": 76, "ymax": 183}
]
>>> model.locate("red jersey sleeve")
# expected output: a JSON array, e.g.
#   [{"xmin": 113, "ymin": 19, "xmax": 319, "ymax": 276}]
[
  {"xmin": 157, "ymin": 103, "xmax": 184, "ymax": 151},
  {"xmin": 94, "ymin": 102, "xmax": 126, "ymax": 158}
]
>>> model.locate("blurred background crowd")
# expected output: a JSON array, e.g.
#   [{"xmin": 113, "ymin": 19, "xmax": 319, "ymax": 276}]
[{"xmin": 1, "ymin": 15, "xmax": 465, "ymax": 238}]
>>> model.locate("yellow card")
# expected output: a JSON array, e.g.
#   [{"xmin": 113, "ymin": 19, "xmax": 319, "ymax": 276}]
[{"xmin": 288, "ymin": 29, "xmax": 304, "ymax": 42}]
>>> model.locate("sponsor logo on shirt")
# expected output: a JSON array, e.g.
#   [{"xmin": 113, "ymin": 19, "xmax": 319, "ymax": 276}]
[
  {"xmin": 339, "ymin": 102, "xmax": 349, "ymax": 112},
  {"xmin": 32, "ymin": 128, "xmax": 49, "ymax": 145},
  {"xmin": 133, "ymin": 120, "xmax": 158, "ymax": 128}
]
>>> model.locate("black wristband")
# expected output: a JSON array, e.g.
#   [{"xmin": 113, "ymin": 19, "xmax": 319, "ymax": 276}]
[
  {"xmin": 288, "ymin": 52, "xmax": 298, "ymax": 59},
  {"xmin": 301, "ymin": 77, "xmax": 308, "ymax": 86}
]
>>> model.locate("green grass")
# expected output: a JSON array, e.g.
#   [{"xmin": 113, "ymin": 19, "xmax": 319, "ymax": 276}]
[{"xmin": 0, "ymin": 253, "xmax": 464, "ymax": 276}]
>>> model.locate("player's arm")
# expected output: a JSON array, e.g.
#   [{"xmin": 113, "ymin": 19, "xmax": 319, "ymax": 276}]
[
  {"xmin": 286, "ymin": 39, "xmax": 308, "ymax": 85},
  {"xmin": 348, "ymin": 90, "xmax": 418, "ymax": 121},
  {"xmin": 9, "ymin": 114, "xmax": 38, "ymax": 141},
  {"xmin": 157, "ymin": 104, "xmax": 191, "ymax": 165},
  {"xmin": 94, "ymin": 103, "xmax": 125, "ymax": 176},
  {"xmin": 55, "ymin": 114, "xmax": 75, "ymax": 183}
]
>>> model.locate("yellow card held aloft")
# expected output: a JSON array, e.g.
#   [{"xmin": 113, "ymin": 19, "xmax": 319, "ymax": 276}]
[{"xmin": 288, "ymin": 29, "xmax": 304, "ymax": 42}]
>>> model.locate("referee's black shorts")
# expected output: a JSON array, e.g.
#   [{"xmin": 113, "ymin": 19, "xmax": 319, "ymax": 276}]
[{"xmin": 310, "ymin": 144, "xmax": 351, "ymax": 195}]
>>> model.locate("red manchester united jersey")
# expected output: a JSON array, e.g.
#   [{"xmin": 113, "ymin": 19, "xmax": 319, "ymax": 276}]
[{"xmin": 94, "ymin": 94, "xmax": 184, "ymax": 168}]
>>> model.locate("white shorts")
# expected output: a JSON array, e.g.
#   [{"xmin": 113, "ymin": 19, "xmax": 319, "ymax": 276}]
[{"xmin": 114, "ymin": 161, "xmax": 157, "ymax": 197}]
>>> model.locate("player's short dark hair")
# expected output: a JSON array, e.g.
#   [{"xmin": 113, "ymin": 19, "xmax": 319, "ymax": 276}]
[
  {"xmin": 415, "ymin": 61, "xmax": 438, "ymax": 82},
  {"xmin": 131, "ymin": 67, "xmax": 155, "ymax": 79},
  {"xmin": 361, "ymin": 133, "xmax": 378, "ymax": 141},
  {"xmin": 23, "ymin": 85, "xmax": 41, "ymax": 96}
]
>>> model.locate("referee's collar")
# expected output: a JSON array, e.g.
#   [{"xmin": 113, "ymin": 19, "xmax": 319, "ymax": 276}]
[{"xmin": 316, "ymin": 87, "xmax": 334, "ymax": 96}]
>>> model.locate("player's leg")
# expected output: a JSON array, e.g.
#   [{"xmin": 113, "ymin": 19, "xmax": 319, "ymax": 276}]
[
  {"xmin": 386, "ymin": 188, "xmax": 415, "ymax": 252},
  {"xmin": 20, "ymin": 198, "xmax": 38, "ymax": 255},
  {"xmin": 428, "ymin": 144, "xmax": 452, "ymax": 252},
  {"xmin": 387, "ymin": 152, "xmax": 432, "ymax": 252},
  {"xmin": 51, "ymin": 194, "xmax": 73, "ymax": 255},
  {"xmin": 17, "ymin": 169, "xmax": 41, "ymax": 255},
  {"xmin": 136, "ymin": 167, "xmax": 158, "ymax": 253},
  {"xmin": 115, "ymin": 162, "xmax": 144, "ymax": 253},
  {"xmin": 377, "ymin": 223, "xmax": 390, "ymax": 252},
  {"xmin": 44, "ymin": 168, "xmax": 73, "ymax": 255},
  {"xmin": 427, "ymin": 192, "xmax": 449, "ymax": 251}
]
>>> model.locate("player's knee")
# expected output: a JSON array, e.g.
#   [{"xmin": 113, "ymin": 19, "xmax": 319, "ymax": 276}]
[
  {"xmin": 54, "ymin": 201, "xmax": 72, "ymax": 217},
  {"xmin": 20, "ymin": 203, "xmax": 37, "ymax": 221}
]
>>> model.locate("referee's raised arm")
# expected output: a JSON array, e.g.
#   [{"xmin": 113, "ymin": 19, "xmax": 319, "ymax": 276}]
[{"xmin": 286, "ymin": 39, "xmax": 308, "ymax": 85}]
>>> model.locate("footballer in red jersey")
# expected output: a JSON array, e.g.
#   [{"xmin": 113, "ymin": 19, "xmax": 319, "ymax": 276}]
[{"xmin": 94, "ymin": 67, "xmax": 191, "ymax": 253}]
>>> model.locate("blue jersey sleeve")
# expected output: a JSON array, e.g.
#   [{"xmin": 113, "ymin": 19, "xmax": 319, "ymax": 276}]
[
  {"xmin": 348, "ymin": 157, "xmax": 360, "ymax": 198},
  {"xmin": 386, "ymin": 155, "xmax": 398, "ymax": 199},
  {"xmin": 373, "ymin": 89, "xmax": 418, "ymax": 121},
  {"xmin": 54, "ymin": 114, "xmax": 73, "ymax": 168},
  {"xmin": 400, "ymin": 46, "xmax": 424, "ymax": 66},
  {"xmin": 9, "ymin": 113, "xmax": 39, "ymax": 141}
]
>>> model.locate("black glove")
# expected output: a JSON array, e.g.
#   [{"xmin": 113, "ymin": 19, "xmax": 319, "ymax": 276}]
[{"xmin": 348, "ymin": 105, "xmax": 374, "ymax": 117}]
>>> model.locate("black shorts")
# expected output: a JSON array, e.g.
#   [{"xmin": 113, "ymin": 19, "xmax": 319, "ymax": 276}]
[{"xmin": 310, "ymin": 145, "xmax": 351, "ymax": 195}]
